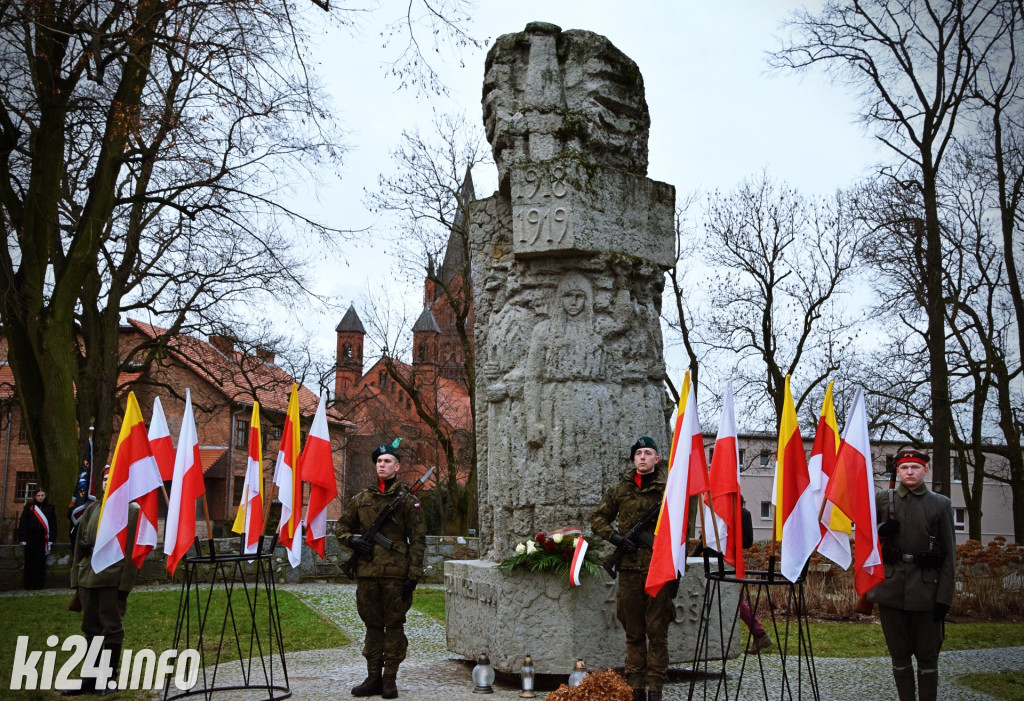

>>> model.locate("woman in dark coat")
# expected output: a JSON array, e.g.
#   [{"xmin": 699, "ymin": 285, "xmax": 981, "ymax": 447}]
[{"xmin": 19, "ymin": 488, "xmax": 56, "ymax": 589}]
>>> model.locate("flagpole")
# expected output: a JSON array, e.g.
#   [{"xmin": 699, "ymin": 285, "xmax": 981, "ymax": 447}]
[
  {"xmin": 260, "ymin": 469, "xmax": 275, "ymax": 546},
  {"xmin": 817, "ymin": 493, "xmax": 829, "ymax": 523},
  {"xmin": 200, "ymin": 492, "xmax": 214, "ymax": 559}
]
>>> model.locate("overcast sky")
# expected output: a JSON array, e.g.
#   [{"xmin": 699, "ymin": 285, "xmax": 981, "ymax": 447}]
[{"xmin": 290, "ymin": 1, "xmax": 885, "ymax": 369}]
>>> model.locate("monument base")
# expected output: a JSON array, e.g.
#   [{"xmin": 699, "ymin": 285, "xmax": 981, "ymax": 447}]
[{"xmin": 445, "ymin": 558, "xmax": 737, "ymax": 674}]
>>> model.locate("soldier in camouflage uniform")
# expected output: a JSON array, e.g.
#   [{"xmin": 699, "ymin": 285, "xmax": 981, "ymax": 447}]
[
  {"xmin": 591, "ymin": 436, "xmax": 675, "ymax": 701},
  {"xmin": 867, "ymin": 449, "xmax": 956, "ymax": 701},
  {"xmin": 66, "ymin": 468, "xmax": 140, "ymax": 696},
  {"xmin": 336, "ymin": 443, "xmax": 425, "ymax": 699}
]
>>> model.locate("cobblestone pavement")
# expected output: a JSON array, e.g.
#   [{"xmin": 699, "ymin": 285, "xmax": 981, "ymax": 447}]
[
  {"xmin": 272, "ymin": 583, "xmax": 1024, "ymax": 701},
  {"xmin": 3, "ymin": 584, "xmax": 1020, "ymax": 699}
]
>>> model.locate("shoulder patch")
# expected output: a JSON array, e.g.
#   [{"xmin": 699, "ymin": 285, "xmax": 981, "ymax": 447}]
[{"xmin": 413, "ymin": 502, "xmax": 421, "ymax": 508}]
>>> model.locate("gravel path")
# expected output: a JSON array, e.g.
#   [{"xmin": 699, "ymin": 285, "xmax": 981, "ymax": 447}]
[
  {"xmin": 275, "ymin": 583, "xmax": 1024, "ymax": 700},
  {"xmin": 4, "ymin": 584, "xmax": 1020, "ymax": 699}
]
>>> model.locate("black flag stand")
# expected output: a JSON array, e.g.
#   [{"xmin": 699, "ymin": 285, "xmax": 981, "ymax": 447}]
[
  {"xmin": 688, "ymin": 556, "xmax": 820, "ymax": 701},
  {"xmin": 164, "ymin": 535, "xmax": 290, "ymax": 700}
]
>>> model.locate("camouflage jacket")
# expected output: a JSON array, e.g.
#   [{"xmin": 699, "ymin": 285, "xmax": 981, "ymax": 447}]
[
  {"xmin": 70, "ymin": 500, "xmax": 140, "ymax": 592},
  {"xmin": 335, "ymin": 480, "xmax": 426, "ymax": 580},
  {"xmin": 867, "ymin": 483, "xmax": 956, "ymax": 611},
  {"xmin": 590, "ymin": 465, "xmax": 666, "ymax": 572}
]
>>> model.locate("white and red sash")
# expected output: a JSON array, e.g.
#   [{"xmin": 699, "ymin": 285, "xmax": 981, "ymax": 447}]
[{"xmin": 31, "ymin": 505, "xmax": 51, "ymax": 555}]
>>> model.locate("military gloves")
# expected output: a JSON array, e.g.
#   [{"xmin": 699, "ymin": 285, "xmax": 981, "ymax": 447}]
[
  {"xmin": 402, "ymin": 578, "xmax": 418, "ymax": 602},
  {"xmin": 349, "ymin": 534, "xmax": 374, "ymax": 558},
  {"xmin": 877, "ymin": 519, "xmax": 901, "ymax": 538},
  {"xmin": 609, "ymin": 532, "xmax": 637, "ymax": 554},
  {"xmin": 933, "ymin": 603, "xmax": 950, "ymax": 623}
]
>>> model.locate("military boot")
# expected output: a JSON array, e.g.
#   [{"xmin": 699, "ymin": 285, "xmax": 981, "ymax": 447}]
[
  {"xmin": 381, "ymin": 673, "xmax": 398, "ymax": 699},
  {"xmin": 918, "ymin": 669, "xmax": 938, "ymax": 701},
  {"xmin": 99, "ymin": 643, "xmax": 122, "ymax": 696},
  {"xmin": 351, "ymin": 663, "xmax": 383, "ymax": 697},
  {"xmin": 630, "ymin": 689, "xmax": 646, "ymax": 701},
  {"xmin": 647, "ymin": 690, "xmax": 663, "ymax": 701},
  {"xmin": 60, "ymin": 678, "xmax": 95, "ymax": 697},
  {"xmin": 892, "ymin": 667, "xmax": 916, "ymax": 701}
]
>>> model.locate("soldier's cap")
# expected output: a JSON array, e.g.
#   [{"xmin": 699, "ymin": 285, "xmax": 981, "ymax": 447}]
[
  {"xmin": 372, "ymin": 444, "xmax": 401, "ymax": 463},
  {"xmin": 630, "ymin": 436, "xmax": 658, "ymax": 460},
  {"xmin": 102, "ymin": 465, "xmax": 111, "ymax": 479},
  {"xmin": 895, "ymin": 449, "xmax": 929, "ymax": 468}
]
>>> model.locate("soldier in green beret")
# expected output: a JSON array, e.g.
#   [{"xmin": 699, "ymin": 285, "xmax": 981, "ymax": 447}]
[
  {"xmin": 867, "ymin": 449, "xmax": 956, "ymax": 701},
  {"xmin": 591, "ymin": 436, "xmax": 674, "ymax": 701},
  {"xmin": 336, "ymin": 443, "xmax": 425, "ymax": 699}
]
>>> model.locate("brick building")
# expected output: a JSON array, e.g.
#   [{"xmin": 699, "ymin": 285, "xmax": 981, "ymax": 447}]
[
  {"xmin": 0, "ymin": 320, "xmax": 353, "ymax": 543},
  {"xmin": 332, "ymin": 171, "xmax": 475, "ymax": 512},
  {"xmin": 333, "ymin": 305, "xmax": 473, "ymax": 506}
]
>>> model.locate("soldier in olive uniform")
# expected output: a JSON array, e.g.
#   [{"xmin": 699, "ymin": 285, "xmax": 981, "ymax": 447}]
[
  {"xmin": 867, "ymin": 449, "xmax": 956, "ymax": 701},
  {"xmin": 336, "ymin": 444, "xmax": 425, "ymax": 699},
  {"xmin": 66, "ymin": 468, "xmax": 140, "ymax": 696},
  {"xmin": 591, "ymin": 436, "xmax": 674, "ymax": 701}
]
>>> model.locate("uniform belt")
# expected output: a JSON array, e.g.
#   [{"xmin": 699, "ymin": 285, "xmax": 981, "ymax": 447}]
[{"xmin": 901, "ymin": 553, "xmax": 916, "ymax": 563}]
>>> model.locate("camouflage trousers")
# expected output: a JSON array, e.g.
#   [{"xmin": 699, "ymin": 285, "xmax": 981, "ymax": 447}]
[
  {"xmin": 356, "ymin": 578, "xmax": 412, "ymax": 675},
  {"xmin": 616, "ymin": 570, "xmax": 674, "ymax": 692}
]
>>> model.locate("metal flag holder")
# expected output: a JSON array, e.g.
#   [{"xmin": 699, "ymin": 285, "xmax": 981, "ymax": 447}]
[
  {"xmin": 687, "ymin": 555, "xmax": 819, "ymax": 701},
  {"xmin": 165, "ymin": 535, "xmax": 290, "ymax": 701}
]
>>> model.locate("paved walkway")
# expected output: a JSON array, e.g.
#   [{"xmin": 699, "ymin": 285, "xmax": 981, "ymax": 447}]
[
  {"xmin": 268, "ymin": 583, "xmax": 1024, "ymax": 700},
  {"xmin": 4, "ymin": 584, "xmax": 1021, "ymax": 699}
]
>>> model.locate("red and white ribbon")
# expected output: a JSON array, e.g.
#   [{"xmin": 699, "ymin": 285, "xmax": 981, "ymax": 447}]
[
  {"xmin": 31, "ymin": 505, "xmax": 51, "ymax": 555},
  {"xmin": 569, "ymin": 536, "xmax": 589, "ymax": 587}
]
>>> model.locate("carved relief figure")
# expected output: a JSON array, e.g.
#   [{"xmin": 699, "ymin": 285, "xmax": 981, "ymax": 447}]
[{"xmin": 524, "ymin": 272, "xmax": 612, "ymax": 499}]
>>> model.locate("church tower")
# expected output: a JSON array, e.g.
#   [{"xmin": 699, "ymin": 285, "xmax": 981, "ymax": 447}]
[
  {"xmin": 335, "ymin": 304, "xmax": 366, "ymax": 400},
  {"xmin": 411, "ymin": 306, "xmax": 441, "ymax": 408}
]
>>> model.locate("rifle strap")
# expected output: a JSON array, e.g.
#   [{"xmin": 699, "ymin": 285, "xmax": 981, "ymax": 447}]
[{"xmin": 888, "ymin": 489, "xmax": 895, "ymax": 522}]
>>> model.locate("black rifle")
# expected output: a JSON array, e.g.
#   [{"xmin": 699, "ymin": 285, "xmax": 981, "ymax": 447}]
[
  {"xmin": 602, "ymin": 501, "xmax": 661, "ymax": 579},
  {"xmin": 341, "ymin": 467, "xmax": 434, "ymax": 580}
]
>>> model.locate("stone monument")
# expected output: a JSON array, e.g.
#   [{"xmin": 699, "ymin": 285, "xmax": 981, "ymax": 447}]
[{"xmin": 445, "ymin": 22, "xmax": 735, "ymax": 674}]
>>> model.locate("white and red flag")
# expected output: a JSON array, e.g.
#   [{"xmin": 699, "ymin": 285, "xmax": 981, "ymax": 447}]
[
  {"xmin": 812, "ymin": 382, "xmax": 852, "ymax": 569},
  {"xmin": 825, "ymin": 387, "xmax": 884, "ymax": 594},
  {"xmin": 92, "ymin": 392, "xmax": 163, "ymax": 573},
  {"xmin": 646, "ymin": 371, "xmax": 709, "ymax": 597},
  {"xmin": 302, "ymin": 395, "xmax": 336, "ymax": 559},
  {"xmin": 164, "ymin": 389, "xmax": 206, "ymax": 574},
  {"xmin": 775, "ymin": 375, "xmax": 818, "ymax": 582},
  {"xmin": 273, "ymin": 384, "xmax": 303, "ymax": 567},
  {"xmin": 232, "ymin": 401, "xmax": 265, "ymax": 555},
  {"xmin": 703, "ymin": 381, "xmax": 744, "ymax": 578},
  {"xmin": 148, "ymin": 396, "xmax": 176, "ymax": 482},
  {"xmin": 570, "ymin": 536, "xmax": 589, "ymax": 588}
]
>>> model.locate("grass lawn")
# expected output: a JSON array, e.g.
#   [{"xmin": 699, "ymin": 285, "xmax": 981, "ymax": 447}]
[
  {"xmin": 0, "ymin": 589, "xmax": 348, "ymax": 699},
  {"xmin": 411, "ymin": 587, "xmax": 445, "ymax": 621},
  {"xmin": 958, "ymin": 669, "xmax": 1024, "ymax": 700},
  {"xmin": 758, "ymin": 620, "xmax": 1024, "ymax": 658}
]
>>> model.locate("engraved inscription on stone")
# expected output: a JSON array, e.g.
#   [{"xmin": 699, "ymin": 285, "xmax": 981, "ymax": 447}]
[{"xmin": 512, "ymin": 164, "xmax": 572, "ymax": 248}]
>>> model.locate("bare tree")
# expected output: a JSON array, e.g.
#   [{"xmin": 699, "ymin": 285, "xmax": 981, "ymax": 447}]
[
  {"xmin": 0, "ymin": 0, "xmax": 477, "ymax": 531},
  {"xmin": 362, "ymin": 113, "xmax": 491, "ymax": 533},
  {"xmin": 942, "ymin": 141, "xmax": 1024, "ymax": 540},
  {"xmin": 772, "ymin": 0, "xmax": 1007, "ymax": 496},
  {"xmin": 663, "ymin": 195, "xmax": 703, "ymax": 406},
  {"xmin": 696, "ymin": 173, "xmax": 862, "ymax": 429}
]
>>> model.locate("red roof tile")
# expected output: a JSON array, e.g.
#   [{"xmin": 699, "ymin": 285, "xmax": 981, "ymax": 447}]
[{"xmin": 127, "ymin": 319, "xmax": 351, "ymax": 427}]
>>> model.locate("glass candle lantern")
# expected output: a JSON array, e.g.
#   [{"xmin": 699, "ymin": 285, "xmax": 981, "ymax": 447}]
[
  {"xmin": 472, "ymin": 653, "xmax": 495, "ymax": 694},
  {"xmin": 568, "ymin": 658, "xmax": 587, "ymax": 687},
  {"xmin": 519, "ymin": 655, "xmax": 536, "ymax": 698}
]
